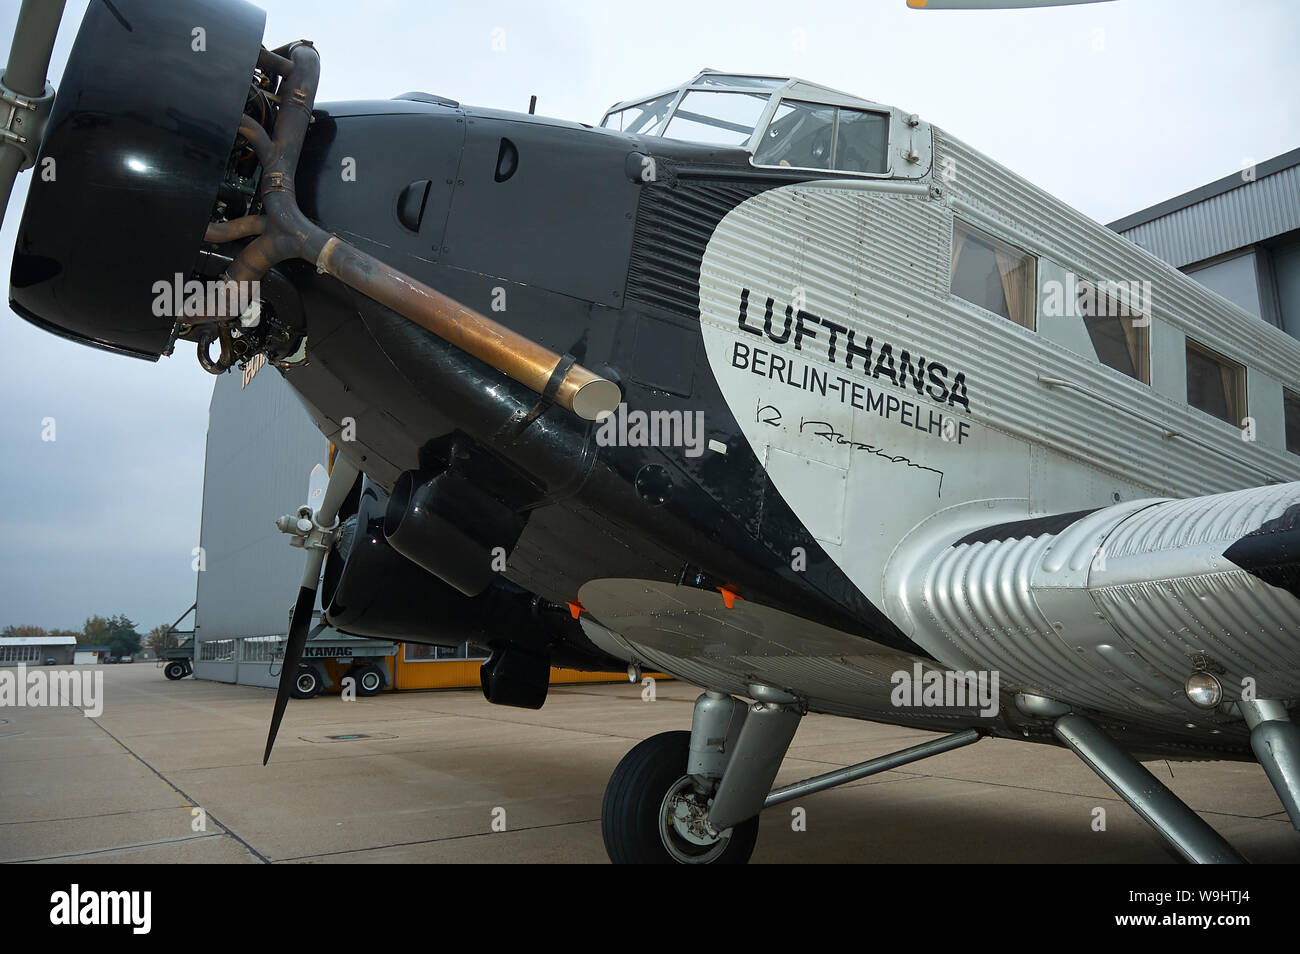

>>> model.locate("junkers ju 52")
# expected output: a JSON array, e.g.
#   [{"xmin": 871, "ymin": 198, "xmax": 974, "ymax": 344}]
[{"xmin": 4, "ymin": 0, "xmax": 1299, "ymax": 863}]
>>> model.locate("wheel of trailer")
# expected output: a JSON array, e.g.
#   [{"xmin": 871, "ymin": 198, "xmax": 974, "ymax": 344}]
[
  {"xmin": 353, "ymin": 670, "xmax": 382, "ymax": 696},
  {"xmin": 601, "ymin": 730, "xmax": 759, "ymax": 864},
  {"xmin": 348, "ymin": 663, "xmax": 385, "ymax": 697},
  {"xmin": 164, "ymin": 661, "xmax": 187, "ymax": 680},
  {"xmin": 290, "ymin": 664, "xmax": 323, "ymax": 699}
]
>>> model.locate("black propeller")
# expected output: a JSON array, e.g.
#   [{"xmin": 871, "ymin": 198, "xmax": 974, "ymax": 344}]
[{"xmin": 263, "ymin": 453, "xmax": 360, "ymax": 764}]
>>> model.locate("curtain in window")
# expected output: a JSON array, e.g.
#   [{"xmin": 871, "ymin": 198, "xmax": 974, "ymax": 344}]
[
  {"xmin": 951, "ymin": 225, "xmax": 968, "ymax": 273},
  {"xmin": 995, "ymin": 248, "xmax": 1029, "ymax": 328},
  {"xmin": 1219, "ymin": 364, "xmax": 1240, "ymax": 421}
]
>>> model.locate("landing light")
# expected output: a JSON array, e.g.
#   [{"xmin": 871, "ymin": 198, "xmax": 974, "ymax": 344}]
[{"xmin": 1184, "ymin": 671, "xmax": 1222, "ymax": 709}]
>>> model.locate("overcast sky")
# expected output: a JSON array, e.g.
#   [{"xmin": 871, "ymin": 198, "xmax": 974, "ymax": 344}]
[{"xmin": 1, "ymin": 0, "xmax": 1297, "ymax": 633}]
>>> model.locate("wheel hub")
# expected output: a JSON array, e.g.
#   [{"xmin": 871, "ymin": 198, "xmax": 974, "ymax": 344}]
[{"xmin": 660, "ymin": 776, "xmax": 730, "ymax": 862}]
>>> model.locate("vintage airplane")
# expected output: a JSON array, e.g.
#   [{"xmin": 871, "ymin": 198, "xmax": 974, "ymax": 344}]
[{"xmin": 4, "ymin": 0, "xmax": 1298, "ymax": 864}]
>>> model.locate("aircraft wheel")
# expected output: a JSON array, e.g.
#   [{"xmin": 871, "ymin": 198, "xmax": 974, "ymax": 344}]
[
  {"xmin": 601, "ymin": 730, "xmax": 758, "ymax": 864},
  {"xmin": 164, "ymin": 661, "xmax": 187, "ymax": 680},
  {"xmin": 349, "ymin": 664, "xmax": 385, "ymax": 697},
  {"xmin": 289, "ymin": 664, "xmax": 324, "ymax": 699}
]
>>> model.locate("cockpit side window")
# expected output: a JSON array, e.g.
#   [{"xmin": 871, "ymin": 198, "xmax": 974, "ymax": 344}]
[
  {"xmin": 754, "ymin": 100, "xmax": 890, "ymax": 174},
  {"xmin": 835, "ymin": 108, "xmax": 889, "ymax": 174},
  {"xmin": 755, "ymin": 100, "xmax": 834, "ymax": 169},
  {"xmin": 601, "ymin": 92, "xmax": 677, "ymax": 136},
  {"xmin": 660, "ymin": 90, "xmax": 771, "ymax": 147}
]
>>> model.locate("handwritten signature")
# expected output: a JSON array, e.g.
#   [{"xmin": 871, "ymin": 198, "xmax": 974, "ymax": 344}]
[{"xmin": 798, "ymin": 418, "xmax": 944, "ymax": 496}]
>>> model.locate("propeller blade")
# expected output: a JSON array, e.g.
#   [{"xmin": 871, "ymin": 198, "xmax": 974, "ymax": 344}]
[
  {"xmin": 263, "ymin": 453, "xmax": 360, "ymax": 764},
  {"xmin": 907, "ymin": 0, "xmax": 1113, "ymax": 8},
  {"xmin": 0, "ymin": 0, "xmax": 66, "ymax": 231}
]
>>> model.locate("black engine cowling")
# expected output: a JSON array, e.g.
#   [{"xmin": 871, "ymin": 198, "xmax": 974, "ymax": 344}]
[
  {"xmin": 321, "ymin": 476, "xmax": 624, "ymax": 706},
  {"xmin": 10, "ymin": 0, "xmax": 266, "ymax": 358}
]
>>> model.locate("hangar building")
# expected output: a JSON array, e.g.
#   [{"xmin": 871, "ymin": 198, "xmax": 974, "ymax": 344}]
[
  {"xmin": 0, "ymin": 635, "xmax": 76, "ymax": 666},
  {"xmin": 1108, "ymin": 148, "xmax": 1300, "ymax": 339}
]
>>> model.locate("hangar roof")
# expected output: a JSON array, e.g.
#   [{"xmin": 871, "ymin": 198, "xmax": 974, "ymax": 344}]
[{"xmin": 1108, "ymin": 147, "xmax": 1300, "ymax": 268}]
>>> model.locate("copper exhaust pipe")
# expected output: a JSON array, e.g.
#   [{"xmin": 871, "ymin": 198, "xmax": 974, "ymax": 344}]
[
  {"xmin": 311, "ymin": 236, "xmax": 619, "ymax": 420},
  {"xmin": 209, "ymin": 44, "xmax": 620, "ymax": 421},
  {"xmin": 204, "ymin": 215, "xmax": 265, "ymax": 243}
]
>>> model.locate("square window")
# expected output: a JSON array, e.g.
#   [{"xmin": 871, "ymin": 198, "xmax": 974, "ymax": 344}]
[
  {"xmin": 754, "ymin": 101, "xmax": 890, "ymax": 174},
  {"xmin": 1077, "ymin": 281, "xmax": 1150, "ymax": 384},
  {"xmin": 833, "ymin": 108, "xmax": 889, "ymax": 174},
  {"xmin": 951, "ymin": 220, "xmax": 1037, "ymax": 330},
  {"xmin": 1284, "ymin": 388, "xmax": 1300, "ymax": 455},
  {"xmin": 1185, "ymin": 338, "xmax": 1247, "ymax": 426}
]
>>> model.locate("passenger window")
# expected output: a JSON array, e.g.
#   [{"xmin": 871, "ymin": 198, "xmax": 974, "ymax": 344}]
[
  {"xmin": 950, "ymin": 219, "xmax": 1037, "ymax": 330},
  {"xmin": 1185, "ymin": 338, "xmax": 1247, "ymax": 426},
  {"xmin": 1285, "ymin": 388, "xmax": 1300, "ymax": 455},
  {"xmin": 1077, "ymin": 280, "xmax": 1150, "ymax": 384}
]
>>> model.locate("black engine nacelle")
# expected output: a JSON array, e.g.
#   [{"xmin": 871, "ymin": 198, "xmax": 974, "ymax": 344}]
[{"xmin": 321, "ymin": 476, "xmax": 623, "ymax": 706}]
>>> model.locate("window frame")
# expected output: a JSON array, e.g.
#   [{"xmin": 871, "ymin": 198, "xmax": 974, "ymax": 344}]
[
  {"xmin": 750, "ymin": 98, "xmax": 893, "ymax": 177},
  {"xmin": 1283, "ymin": 386, "xmax": 1300, "ymax": 456},
  {"xmin": 1184, "ymin": 337, "xmax": 1248, "ymax": 427},
  {"xmin": 660, "ymin": 88, "xmax": 774, "ymax": 147},
  {"xmin": 949, "ymin": 218, "xmax": 1039, "ymax": 331},
  {"xmin": 1075, "ymin": 278, "xmax": 1152, "ymax": 385}
]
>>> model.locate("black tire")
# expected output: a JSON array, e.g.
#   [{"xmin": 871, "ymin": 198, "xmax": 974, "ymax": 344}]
[
  {"xmin": 347, "ymin": 663, "xmax": 385, "ymax": 697},
  {"xmin": 601, "ymin": 730, "xmax": 759, "ymax": 864},
  {"xmin": 289, "ymin": 664, "xmax": 323, "ymax": 699},
  {"xmin": 164, "ymin": 661, "xmax": 187, "ymax": 680}
]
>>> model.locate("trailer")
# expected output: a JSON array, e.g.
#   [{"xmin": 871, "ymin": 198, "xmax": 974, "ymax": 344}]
[
  {"xmin": 280, "ymin": 635, "xmax": 395, "ymax": 699},
  {"xmin": 160, "ymin": 640, "xmax": 195, "ymax": 680},
  {"xmin": 157, "ymin": 604, "xmax": 197, "ymax": 680}
]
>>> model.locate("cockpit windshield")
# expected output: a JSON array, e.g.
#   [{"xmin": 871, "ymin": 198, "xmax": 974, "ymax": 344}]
[
  {"xmin": 599, "ymin": 71, "xmax": 899, "ymax": 177},
  {"xmin": 660, "ymin": 90, "xmax": 769, "ymax": 147}
]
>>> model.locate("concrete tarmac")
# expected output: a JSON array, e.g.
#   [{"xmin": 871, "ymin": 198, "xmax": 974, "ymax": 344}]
[{"xmin": 1, "ymin": 664, "xmax": 1296, "ymax": 863}]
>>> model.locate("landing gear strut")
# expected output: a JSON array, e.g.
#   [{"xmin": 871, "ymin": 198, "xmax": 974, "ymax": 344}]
[{"xmin": 601, "ymin": 688, "xmax": 984, "ymax": 864}]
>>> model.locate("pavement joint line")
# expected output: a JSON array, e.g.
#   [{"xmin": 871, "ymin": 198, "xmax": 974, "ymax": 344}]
[
  {"xmin": 10, "ymin": 831, "xmax": 226, "ymax": 864},
  {"xmin": 86, "ymin": 717, "xmax": 272, "ymax": 864},
  {"xmin": 173, "ymin": 736, "xmax": 624, "ymax": 776},
  {"xmin": 0, "ymin": 805, "xmax": 201, "ymax": 827},
  {"xmin": 887, "ymin": 767, "xmax": 1290, "ymax": 822},
  {"xmin": 273, "ymin": 816, "xmax": 601, "ymax": 862},
  {"xmin": 314, "ymin": 706, "xmax": 674, "ymax": 743}
]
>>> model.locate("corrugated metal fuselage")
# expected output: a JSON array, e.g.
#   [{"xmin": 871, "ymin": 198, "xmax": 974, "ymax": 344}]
[{"xmin": 272, "ymin": 97, "xmax": 1300, "ymax": 760}]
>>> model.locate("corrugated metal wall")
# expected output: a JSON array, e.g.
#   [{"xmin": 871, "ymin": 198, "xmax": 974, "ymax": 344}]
[
  {"xmin": 194, "ymin": 368, "xmax": 329, "ymax": 649},
  {"xmin": 1115, "ymin": 164, "xmax": 1300, "ymax": 270}
]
